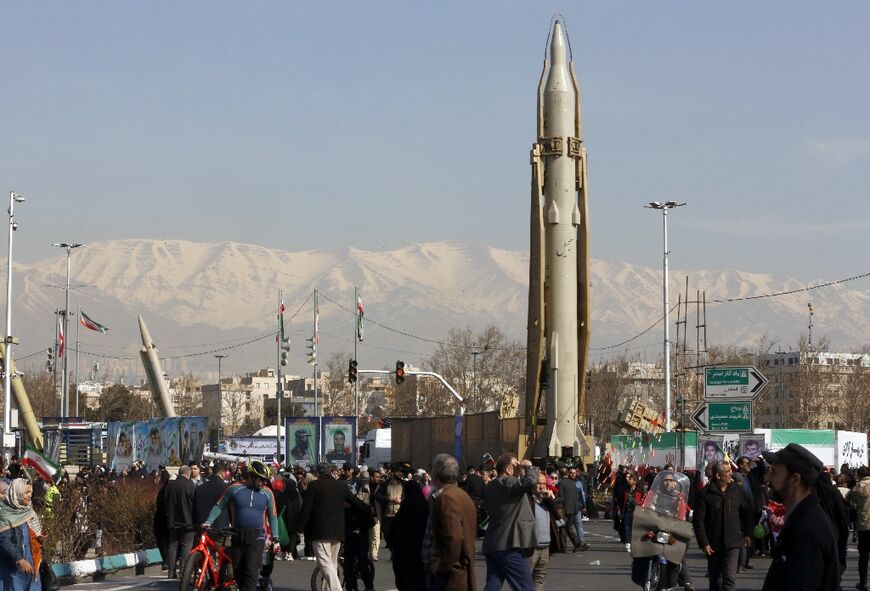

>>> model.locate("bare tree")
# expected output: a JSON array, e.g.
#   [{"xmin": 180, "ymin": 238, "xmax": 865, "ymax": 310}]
[
  {"xmin": 20, "ymin": 371, "xmax": 59, "ymax": 420},
  {"xmin": 322, "ymin": 353, "xmax": 356, "ymax": 416},
  {"xmin": 221, "ymin": 381, "xmax": 247, "ymax": 435},
  {"xmin": 173, "ymin": 373, "xmax": 202, "ymax": 416}
]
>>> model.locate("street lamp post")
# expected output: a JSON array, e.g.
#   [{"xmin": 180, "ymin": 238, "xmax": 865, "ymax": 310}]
[
  {"xmin": 51, "ymin": 242, "xmax": 85, "ymax": 418},
  {"xmin": 3, "ymin": 192, "xmax": 24, "ymax": 446},
  {"xmin": 471, "ymin": 348, "xmax": 481, "ymax": 400},
  {"xmin": 645, "ymin": 201, "xmax": 686, "ymax": 432}
]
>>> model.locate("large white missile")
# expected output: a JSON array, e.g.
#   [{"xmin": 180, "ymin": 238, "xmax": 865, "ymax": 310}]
[
  {"xmin": 525, "ymin": 18, "xmax": 590, "ymax": 458},
  {"xmin": 139, "ymin": 315, "xmax": 176, "ymax": 417}
]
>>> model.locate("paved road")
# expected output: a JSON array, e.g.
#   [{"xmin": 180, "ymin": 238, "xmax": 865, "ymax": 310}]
[{"xmin": 65, "ymin": 519, "xmax": 863, "ymax": 590}]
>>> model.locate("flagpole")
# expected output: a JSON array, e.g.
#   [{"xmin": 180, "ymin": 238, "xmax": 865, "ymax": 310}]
[
  {"xmin": 353, "ymin": 286, "xmax": 359, "ymax": 419},
  {"xmin": 313, "ymin": 289, "xmax": 319, "ymax": 459},
  {"xmin": 54, "ymin": 309, "xmax": 60, "ymax": 416},
  {"xmin": 276, "ymin": 289, "xmax": 282, "ymax": 466},
  {"xmin": 75, "ymin": 304, "xmax": 80, "ymax": 417}
]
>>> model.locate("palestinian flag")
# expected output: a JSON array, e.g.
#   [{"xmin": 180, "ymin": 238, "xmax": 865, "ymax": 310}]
[
  {"xmin": 22, "ymin": 446, "xmax": 59, "ymax": 483},
  {"xmin": 356, "ymin": 294, "xmax": 364, "ymax": 341},
  {"xmin": 80, "ymin": 310, "xmax": 109, "ymax": 334}
]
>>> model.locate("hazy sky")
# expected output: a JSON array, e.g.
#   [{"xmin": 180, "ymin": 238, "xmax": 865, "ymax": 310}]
[{"xmin": 2, "ymin": 2, "xmax": 869, "ymax": 283}]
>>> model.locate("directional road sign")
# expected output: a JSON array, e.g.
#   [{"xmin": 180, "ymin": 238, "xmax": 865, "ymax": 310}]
[
  {"xmin": 704, "ymin": 366, "xmax": 768, "ymax": 400},
  {"xmin": 691, "ymin": 401, "xmax": 753, "ymax": 433}
]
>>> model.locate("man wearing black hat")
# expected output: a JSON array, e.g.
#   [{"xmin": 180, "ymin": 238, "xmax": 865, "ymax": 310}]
[{"xmin": 761, "ymin": 443, "xmax": 840, "ymax": 591}]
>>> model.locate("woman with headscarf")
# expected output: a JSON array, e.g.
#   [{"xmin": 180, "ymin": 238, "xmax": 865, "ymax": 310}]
[
  {"xmin": 387, "ymin": 479, "xmax": 429, "ymax": 591},
  {"xmin": 0, "ymin": 478, "xmax": 41, "ymax": 590}
]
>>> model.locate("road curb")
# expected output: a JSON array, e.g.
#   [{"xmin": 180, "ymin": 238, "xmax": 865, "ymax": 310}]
[{"xmin": 53, "ymin": 548, "xmax": 162, "ymax": 584}]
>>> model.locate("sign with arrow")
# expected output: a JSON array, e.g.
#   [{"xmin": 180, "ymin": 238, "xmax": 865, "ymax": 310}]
[
  {"xmin": 704, "ymin": 366, "xmax": 768, "ymax": 400},
  {"xmin": 691, "ymin": 401, "xmax": 753, "ymax": 433}
]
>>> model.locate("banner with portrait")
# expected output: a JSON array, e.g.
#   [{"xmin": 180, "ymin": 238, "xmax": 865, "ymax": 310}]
[
  {"xmin": 179, "ymin": 417, "xmax": 209, "ymax": 465},
  {"xmin": 321, "ymin": 417, "xmax": 356, "ymax": 467},
  {"xmin": 109, "ymin": 421, "xmax": 136, "ymax": 472},
  {"xmin": 285, "ymin": 417, "xmax": 320, "ymax": 468},
  {"xmin": 696, "ymin": 435, "xmax": 725, "ymax": 472},
  {"xmin": 737, "ymin": 434, "xmax": 766, "ymax": 461}
]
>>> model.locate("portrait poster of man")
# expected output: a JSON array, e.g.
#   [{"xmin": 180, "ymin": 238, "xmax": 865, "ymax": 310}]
[
  {"xmin": 179, "ymin": 417, "xmax": 208, "ymax": 464},
  {"xmin": 285, "ymin": 418, "xmax": 319, "ymax": 467},
  {"xmin": 321, "ymin": 417, "xmax": 356, "ymax": 467},
  {"xmin": 696, "ymin": 435, "xmax": 725, "ymax": 472},
  {"xmin": 158, "ymin": 418, "xmax": 182, "ymax": 466},
  {"xmin": 110, "ymin": 421, "xmax": 135, "ymax": 472},
  {"xmin": 738, "ymin": 434, "xmax": 765, "ymax": 461}
]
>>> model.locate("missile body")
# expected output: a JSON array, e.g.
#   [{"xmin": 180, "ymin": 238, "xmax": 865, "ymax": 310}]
[
  {"xmin": 139, "ymin": 315, "xmax": 176, "ymax": 417},
  {"xmin": 525, "ymin": 20, "xmax": 590, "ymax": 458}
]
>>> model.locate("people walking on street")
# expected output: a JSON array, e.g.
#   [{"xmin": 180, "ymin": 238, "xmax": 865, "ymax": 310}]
[
  {"xmin": 153, "ymin": 470, "xmax": 171, "ymax": 571},
  {"xmin": 343, "ymin": 473, "xmax": 377, "ymax": 591},
  {"xmin": 692, "ymin": 461, "xmax": 753, "ymax": 591},
  {"xmin": 368, "ymin": 469, "xmax": 384, "ymax": 561},
  {"xmin": 621, "ymin": 470, "xmax": 644, "ymax": 553},
  {"xmin": 529, "ymin": 471, "xmax": 558, "ymax": 591},
  {"xmin": 555, "ymin": 466, "xmax": 589, "ymax": 552},
  {"xmin": 296, "ymin": 463, "xmax": 371, "ymax": 591},
  {"xmin": 0, "ymin": 479, "xmax": 41, "ymax": 591},
  {"xmin": 847, "ymin": 465, "xmax": 870, "ymax": 591},
  {"xmin": 165, "ymin": 465, "xmax": 196, "ymax": 578},
  {"xmin": 735, "ymin": 455, "xmax": 765, "ymax": 571},
  {"xmin": 760, "ymin": 444, "xmax": 840, "ymax": 591},
  {"xmin": 423, "ymin": 453, "xmax": 477, "ymax": 591},
  {"xmin": 375, "ymin": 464, "xmax": 406, "ymax": 553},
  {"xmin": 482, "ymin": 453, "xmax": 539, "ymax": 591},
  {"xmin": 193, "ymin": 462, "xmax": 232, "ymax": 536},
  {"xmin": 388, "ymin": 479, "xmax": 428, "ymax": 591},
  {"xmin": 204, "ymin": 461, "xmax": 281, "ymax": 591}
]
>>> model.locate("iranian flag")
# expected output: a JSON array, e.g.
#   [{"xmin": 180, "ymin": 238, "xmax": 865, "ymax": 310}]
[
  {"xmin": 22, "ymin": 446, "xmax": 59, "ymax": 483},
  {"xmin": 56, "ymin": 315, "xmax": 64, "ymax": 357},
  {"xmin": 356, "ymin": 294, "xmax": 364, "ymax": 341},
  {"xmin": 80, "ymin": 310, "xmax": 109, "ymax": 334}
]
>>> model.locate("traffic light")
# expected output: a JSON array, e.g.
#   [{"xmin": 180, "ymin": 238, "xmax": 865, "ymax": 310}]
[
  {"xmin": 395, "ymin": 360, "xmax": 405, "ymax": 385},
  {"xmin": 280, "ymin": 337, "xmax": 291, "ymax": 367},
  {"xmin": 348, "ymin": 359, "xmax": 358, "ymax": 384},
  {"xmin": 306, "ymin": 336, "xmax": 317, "ymax": 365},
  {"xmin": 46, "ymin": 347, "xmax": 54, "ymax": 374}
]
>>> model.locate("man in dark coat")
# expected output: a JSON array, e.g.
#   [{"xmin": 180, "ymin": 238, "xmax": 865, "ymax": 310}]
[
  {"xmin": 761, "ymin": 444, "xmax": 840, "ymax": 591},
  {"xmin": 736, "ymin": 455, "xmax": 766, "ymax": 570},
  {"xmin": 193, "ymin": 461, "xmax": 231, "ymax": 532},
  {"xmin": 297, "ymin": 463, "xmax": 370, "ymax": 591},
  {"xmin": 165, "ymin": 466, "xmax": 197, "ymax": 578},
  {"xmin": 693, "ymin": 462, "xmax": 753, "ymax": 591},
  {"xmin": 389, "ymin": 480, "xmax": 429, "ymax": 590},
  {"xmin": 555, "ymin": 468, "xmax": 587, "ymax": 552},
  {"xmin": 482, "ymin": 453, "xmax": 539, "ymax": 591},
  {"xmin": 424, "ymin": 453, "xmax": 478, "ymax": 591}
]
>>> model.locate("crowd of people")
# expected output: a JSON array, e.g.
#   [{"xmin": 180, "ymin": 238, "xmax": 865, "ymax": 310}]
[{"xmin": 0, "ymin": 447, "xmax": 866, "ymax": 591}]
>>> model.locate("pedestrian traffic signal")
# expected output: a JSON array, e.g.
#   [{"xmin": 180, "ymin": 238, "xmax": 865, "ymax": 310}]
[
  {"xmin": 280, "ymin": 337, "xmax": 291, "ymax": 367},
  {"xmin": 348, "ymin": 359, "xmax": 358, "ymax": 384},
  {"xmin": 395, "ymin": 360, "xmax": 405, "ymax": 385}
]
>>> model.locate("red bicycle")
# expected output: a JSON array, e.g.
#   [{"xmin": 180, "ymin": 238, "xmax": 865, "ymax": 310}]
[{"xmin": 180, "ymin": 526, "xmax": 237, "ymax": 591}]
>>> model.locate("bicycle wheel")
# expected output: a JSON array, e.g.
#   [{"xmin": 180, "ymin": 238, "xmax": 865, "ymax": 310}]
[
  {"xmin": 180, "ymin": 551, "xmax": 210, "ymax": 591},
  {"xmin": 310, "ymin": 565, "xmax": 327, "ymax": 591}
]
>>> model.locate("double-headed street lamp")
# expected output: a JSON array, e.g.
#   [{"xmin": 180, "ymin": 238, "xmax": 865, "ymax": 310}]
[
  {"xmin": 3, "ymin": 192, "xmax": 25, "ymax": 445},
  {"xmin": 644, "ymin": 201, "xmax": 686, "ymax": 432},
  {"xmin": 51, "ymin": 242, "xmax": 85, "ymax": 418}
]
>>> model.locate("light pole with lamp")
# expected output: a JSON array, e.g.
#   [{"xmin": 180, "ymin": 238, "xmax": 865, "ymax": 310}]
[
  {"xmin": 644, "ymin": 201, "xmax": 686, "ymax": 432},
  {"xmin": 51, "ymin": 242, "xmax": 85, "ymax": 418},
  {"xmin": 3, "ymin": 192, "xmax": 25, "ymax": 446}
]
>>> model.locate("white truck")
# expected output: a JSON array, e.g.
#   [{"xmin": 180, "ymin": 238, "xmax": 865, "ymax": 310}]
[{"xmin": 361, "ymin": 428, "xmax": 391, "ymax": 470}]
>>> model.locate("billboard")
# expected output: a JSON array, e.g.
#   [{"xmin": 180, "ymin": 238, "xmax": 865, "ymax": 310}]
[
  {"xmin": 285, "ymin": 417, "xmax": 320, "ymax": 468},
  {"xmin": 321, "ymin": 417, "xmax": 356, "ymax": 467}
]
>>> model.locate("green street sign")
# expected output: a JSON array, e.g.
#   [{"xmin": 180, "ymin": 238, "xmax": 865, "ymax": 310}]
[
  {"xmin": 691, "ymin": 401, "xmax": 753, "ymax": 433},
  {"xmin": 703, "ymin": 366, "xmax": 768, "ymax": 400}
]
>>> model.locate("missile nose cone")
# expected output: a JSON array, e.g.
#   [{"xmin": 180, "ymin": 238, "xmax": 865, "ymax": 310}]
[{"xmin": 550, "ymin": 21, "xmax": 567, "ymax": 66}]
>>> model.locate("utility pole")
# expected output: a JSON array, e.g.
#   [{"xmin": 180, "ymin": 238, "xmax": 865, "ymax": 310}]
[
  {"xmin": 51, "ymin": 242, "xmax": 84, "ymax": 418},
  {"xmin": 644, "ymin": 201, "xmax": 686, "ymax": 431},
  {"xmin": 353, "ymin": 286, "xmax": 360, "ymax": 419},
  {"xmin": 75, "ymin": 304, "xmax": 81, "ymax": 416},
  {"xmin": 3, "ymin": 191, "xmax": 24, "ymax": 446}
]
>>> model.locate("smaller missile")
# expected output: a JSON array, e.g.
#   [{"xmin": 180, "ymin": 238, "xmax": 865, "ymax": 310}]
[{"xmin": 139, "ymin": 315, "xmax": 176, "ymax": 417}]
